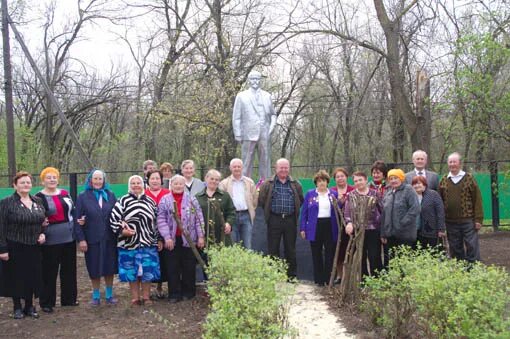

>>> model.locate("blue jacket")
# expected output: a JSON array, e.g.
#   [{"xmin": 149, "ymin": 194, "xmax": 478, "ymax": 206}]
[
  {"xmin": 74, "ymin": 190, "xmax": 117, "ymax": 244},
  {"xmin": 299, "ymin": 189, "xmax": 341, "ymax": 242}
]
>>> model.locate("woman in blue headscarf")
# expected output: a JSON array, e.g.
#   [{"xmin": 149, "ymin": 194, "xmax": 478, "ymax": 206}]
[{"xmin": 74, "ymin": 169, "xmax": 118, "ymax": 306}]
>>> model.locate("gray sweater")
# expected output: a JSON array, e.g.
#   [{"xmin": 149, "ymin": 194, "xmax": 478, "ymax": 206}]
[{"xmin": 381, "ymin": 183, "xmax": 420, "ymax": 242}]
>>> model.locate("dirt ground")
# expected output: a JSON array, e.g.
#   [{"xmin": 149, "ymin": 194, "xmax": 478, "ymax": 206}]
[
  {"xmin": 1, "ymin": 231, "xmax": 508, "ymax": 338},
  {"xmin": 0, "ymin": 252, "xmax": 209, "ymax": 338},
  {"xmin": 324, "ymin": 230, "xmax": 510, "ymax": 338}
]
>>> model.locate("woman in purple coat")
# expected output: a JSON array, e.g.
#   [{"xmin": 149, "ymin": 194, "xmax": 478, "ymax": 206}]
[
  {"xmin": 157, "ymin": 175, "xmax": 205, "ymax": 303},
  {"xmin": 299, "ymin": 170, "xmax": 341, "ymax": 286},
  {"xmin": 74, "ymin": 169, "xmax": 118, "ymax": 306}
]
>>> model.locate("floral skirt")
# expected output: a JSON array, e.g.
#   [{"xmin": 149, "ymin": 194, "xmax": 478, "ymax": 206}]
[{"xmin": 118, "ymin": 247, "xmax": 160, "ymax": 282}]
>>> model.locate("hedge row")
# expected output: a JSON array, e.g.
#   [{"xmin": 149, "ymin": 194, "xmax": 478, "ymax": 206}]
[
  {"xmin": 362, "ymin": 247, "xmax": 510, "ymax": 338},
  {"xmin": 203, "ymin": 245, "xmax": 294, "ymax": 338}
]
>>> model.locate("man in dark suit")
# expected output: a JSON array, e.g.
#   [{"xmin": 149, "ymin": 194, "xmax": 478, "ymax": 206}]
[{"xmin": 405, "ymin": 150, "xmax": 439, "ymax": 191}]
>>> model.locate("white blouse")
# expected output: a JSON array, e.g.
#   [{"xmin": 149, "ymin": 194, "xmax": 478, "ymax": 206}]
[{"xmin": 317, "ymin": 191, "xmax": 331, "ymax": 218}]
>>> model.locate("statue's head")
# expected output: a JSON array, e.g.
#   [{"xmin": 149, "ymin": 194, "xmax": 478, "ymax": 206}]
[{"xmin": 248, "ymin": 70, "xmax": 262, "ymax": 90}]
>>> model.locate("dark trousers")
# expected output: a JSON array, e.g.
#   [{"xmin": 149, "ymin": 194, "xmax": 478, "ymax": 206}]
[
  {"xmin": 386, "ymin": 237, "xmax": 416, "ymax": 264},
  {"xmin": 382, "ymin": 243, "xmax": 390, "ymax": 269},
  {"xmin": 12, "ymin": 296, "xmax": 33, "ymax": 312},
  {"xmin": 446, "ymin": 221, "xmax": 480, "ymax": 262},
  {"xmin": 40, "ymin": 242, "xmax": 77, "ymax": 307},
  {"xmin": 310, "ymin": 218, "xmax": 335, "ymax": 285},
  {"xmin": 267, "ymin": 213, "xmax": 297, "ymax": 278},
  {"xmin": 166, "ymin": 236, "xmax": 197, "ymax": 299},
  {"xmin": 362, "ymin": 229, "xmax": 383, "ymax": 277},
  {"xmin": 417, "ymin": 234, "xmax": 441, "ymax": 249}
]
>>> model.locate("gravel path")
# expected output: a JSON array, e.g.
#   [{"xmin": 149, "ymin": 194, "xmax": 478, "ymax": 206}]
[{"xmin": 286, "ymin": 282, "xmax": 354, "ymax": 338}]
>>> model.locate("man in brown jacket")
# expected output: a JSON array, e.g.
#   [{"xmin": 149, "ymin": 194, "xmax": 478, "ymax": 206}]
[
  {"xmin": 258, "ymin": 158, "xmax": 304, "ymax": 279},
  {"xmin": 439, "ymin": 152, "xmax": 483, "ymax": 262}
]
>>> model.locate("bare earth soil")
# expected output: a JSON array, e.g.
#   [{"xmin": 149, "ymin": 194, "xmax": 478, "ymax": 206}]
[
  {"xmin": 1, "ymin": 231, "xmax": 508, "ymax": 338},
  {"xmin": 0, "ymin": 252, "xmax": 209, "ymax": 338}
]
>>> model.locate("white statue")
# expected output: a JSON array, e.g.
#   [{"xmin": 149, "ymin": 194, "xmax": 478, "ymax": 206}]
[{"xmin": 232, "ymin": 71, "xmax": 276, "ymax": 180}]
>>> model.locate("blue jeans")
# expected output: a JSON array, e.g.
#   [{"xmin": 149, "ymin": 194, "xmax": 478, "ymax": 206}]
[{"xmin": 232, "ymin": 211, "xmax": 253, "ymax": 249}]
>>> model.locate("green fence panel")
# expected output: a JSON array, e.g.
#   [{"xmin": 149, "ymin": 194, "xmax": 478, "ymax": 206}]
[{"xmin": 0, "ymin": 174, "xmax": 508, "ymax": 222}]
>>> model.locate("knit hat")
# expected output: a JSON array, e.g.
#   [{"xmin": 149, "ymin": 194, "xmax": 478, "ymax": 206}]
[
  {"xmin": 387, "ymin": 169, "xmax": 405, "ymax": 182},
  {"xmin": 40, "ymin": 167, "xmax": 60, "ymax": 181}
]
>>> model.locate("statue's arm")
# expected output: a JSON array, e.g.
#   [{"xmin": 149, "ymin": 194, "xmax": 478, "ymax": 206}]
[
  {"xmin": 268, "ymin": 94, "xmax": 277, "ymax": 135},
  {"xmin": 232, "ymin": 94, "xmax": 242, "ymax": 142}
]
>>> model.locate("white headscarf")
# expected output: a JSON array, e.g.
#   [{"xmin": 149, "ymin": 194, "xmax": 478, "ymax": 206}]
[{"xmin": 128, "ymin": 175, "xmax": 145, "ymax": 198}]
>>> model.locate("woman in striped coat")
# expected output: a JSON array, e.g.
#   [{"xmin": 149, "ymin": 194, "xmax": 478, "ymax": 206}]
[{"xmin": 110, "ymin": 175, "xmax": 160, "ymax": 306}]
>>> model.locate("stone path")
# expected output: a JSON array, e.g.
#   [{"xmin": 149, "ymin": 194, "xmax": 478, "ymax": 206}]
[{"xmin": 286, "ymin": 282, "xmax": 354, "ymax": 338}]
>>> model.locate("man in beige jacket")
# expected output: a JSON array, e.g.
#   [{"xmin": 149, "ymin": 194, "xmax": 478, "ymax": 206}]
[{"xmin": 219, "ymin": 158, "xmax": 258, "ymax": 249}]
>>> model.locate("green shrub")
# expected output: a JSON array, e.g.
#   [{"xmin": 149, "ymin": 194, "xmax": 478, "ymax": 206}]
[
  {"xmin": 203, "ymin": 245, "xmax": 294, "ymax": 339},
  {"xmin": 362, "ymin": 246, "xmax": 510, "ymax": 338}
]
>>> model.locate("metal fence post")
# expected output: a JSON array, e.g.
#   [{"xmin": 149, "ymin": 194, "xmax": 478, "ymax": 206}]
[
  {"xmin": 69, "ymin": 172, "xmax": 78, "ymax": 202},
  {"xmin": 490, "ymin": 160, "xmax": 500, "ymax": 231}
]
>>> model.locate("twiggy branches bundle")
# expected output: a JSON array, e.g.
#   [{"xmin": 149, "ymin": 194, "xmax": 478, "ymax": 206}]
[{"xmin": 340, "ymin": 194, "xmax": 376, "ymax": 303}]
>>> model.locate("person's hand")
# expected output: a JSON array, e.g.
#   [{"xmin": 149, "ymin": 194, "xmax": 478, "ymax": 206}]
[
  {"xmin": 0, "ymin": 252, "xmax": 8, "ymax": 261},
  {"xmin": 224, "ymin": 222, "xmax": 232, "ymax": 234},
  {"xmin": 37, "ymin": 233, "xmax": 46, "ymax": 244},
  {"xmin": 121, "ymin": 221, "xmax": 136, "ymax": 237},
  {"xmin": 300, "ymin": 231, "xmax": 306, "ymax": 239},
  {"xmin": 77, "ymin": 215, "xmax": 86, "ymax": 226},
  {"xmin": 79, "ymin": 240, "xmax": 88, "ymax": 253},
  {"xmin": 165, "ymin": 239, "xmax": 174, "ymax": 251},
  {"xmin": 197, "ymin": 237, "xmax": 205, "ymax": 249},
  {"xmin": 474, "ymin": 222, "xmax": 482, "ymax": 231},
  {"xmin": 380, "ymin": 237, "xmax": 387, "ymax": 244},
  {"xmin": 438, "ymin": 231, "xmax": 446, "ymax": 238},
  {"xmin": 122, "ymin": 227, "xmax": 136, "ymax": 237},
  {"xmin": 345, "ymin": 222, "xmax": 354, "ymax": 236},
  {"xmin": 157, "ymin": 240, "xmax": 163, "ymax": 252},
  {"xmin": 42, "ymin": 218, "xmax": 49, "ymax": 227}
]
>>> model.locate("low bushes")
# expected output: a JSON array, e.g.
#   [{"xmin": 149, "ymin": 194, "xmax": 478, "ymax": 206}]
[
  {"xmin": 203, "ymin": 245, "xmax": 293, "ymax": 338},
  {"xmin": 362, "ymin": 246, "xmax": 510, "ymax": 338}
]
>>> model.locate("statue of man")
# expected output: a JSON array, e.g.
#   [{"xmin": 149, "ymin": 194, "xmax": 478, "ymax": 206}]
[{"xmin": 232, "ymin": 71, "xmax": 276, "ymax": 180}]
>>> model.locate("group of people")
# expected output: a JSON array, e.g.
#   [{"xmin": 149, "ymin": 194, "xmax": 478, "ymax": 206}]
[
  {"xmin": 0, "ymin": 158, "xmax": 257, "ymax": 318},
  {"xmin": 298, "ymin": 150, "xmax": 483, "ymax": 286},
  {"xmin": 0, "ymin": 150, "xmax": 484, "ymax": 319}
]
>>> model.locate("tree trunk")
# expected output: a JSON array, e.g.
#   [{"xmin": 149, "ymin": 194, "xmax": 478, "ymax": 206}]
[
  {"xmin": 373, "ymin": 0, "xmax": 431, "ymax": 154},
  {"xmin": 416, "ymin": 70, "xmax": 432, "ymax": 156}
]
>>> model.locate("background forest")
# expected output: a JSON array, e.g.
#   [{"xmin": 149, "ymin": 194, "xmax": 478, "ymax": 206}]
[{"xmin": 0, "ymin": 0, "xmax": 509, "ymax": 179}]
